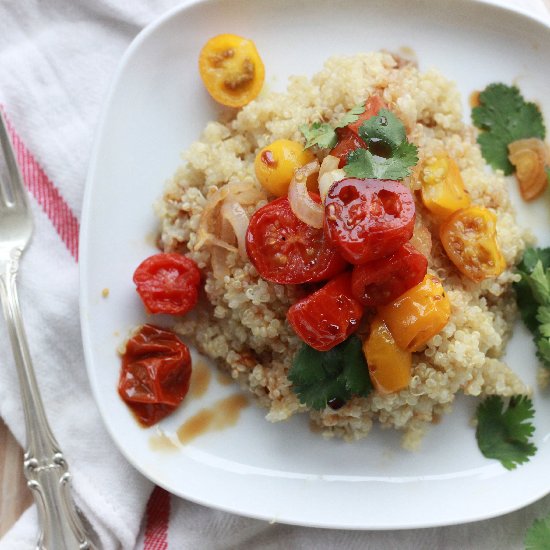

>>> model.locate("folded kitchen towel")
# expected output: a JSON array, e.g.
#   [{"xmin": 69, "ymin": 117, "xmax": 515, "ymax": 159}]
[{"xmin": 0, "ymin": 1, "xmax": 549, "ymax": 549}]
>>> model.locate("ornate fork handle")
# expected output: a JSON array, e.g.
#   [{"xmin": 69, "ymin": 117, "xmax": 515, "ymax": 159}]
[{"xmin": 0, "ymin": 251, "xmax": 98, "ymax": 550}]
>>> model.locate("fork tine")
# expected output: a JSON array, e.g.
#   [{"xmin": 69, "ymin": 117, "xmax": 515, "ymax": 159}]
[{"xmin": 0, "ymin": 109, "xmax": 28, "ymax": 209}]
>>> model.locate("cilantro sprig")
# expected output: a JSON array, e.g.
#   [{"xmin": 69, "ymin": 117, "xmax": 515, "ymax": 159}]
[
  {"xmin": 525, "ymin": 513, "xmax": 550, "ymax": 550},
  {"xmin": 300, "ymin": 104, "xmax": 365, "ymax": 149},
  {"xmin": 344, "ymin": 109, "xmax": 418, "ymax": 180},
  {"xmin": 288, "ymin": 335, "xmax": 372, "ymax": 410},
  {"xmin": 472, "ymin": 83, "xmax": 546, "ymax": 175},
  {"xmin": 515, "ymin": 247, "xmax": 550, "ymax": 368},
  {"xmin": 476, "ymin": 395, "xmax": 537, "ymax": 470}
]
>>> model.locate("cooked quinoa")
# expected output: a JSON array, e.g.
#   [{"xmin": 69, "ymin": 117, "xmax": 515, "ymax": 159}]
[{"xmin": 156, "ymin": 52, "xmax": 531, "ymax": 449}]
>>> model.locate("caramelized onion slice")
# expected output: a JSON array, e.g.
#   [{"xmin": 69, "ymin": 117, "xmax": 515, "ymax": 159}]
[
  {"xmin": 288, "ymin": 160, "xmax": 323, "ymax": 228},
  {"xmin": 508, "ymin": 138, "xmax": 549, "ymax": 201},
  {"xmin": 221, "ymin": 197, "xmax": 249, "ymax": 260},
  {"xmin": 318, "ymin": 155, "xmax": 346, "ymax": 202}
]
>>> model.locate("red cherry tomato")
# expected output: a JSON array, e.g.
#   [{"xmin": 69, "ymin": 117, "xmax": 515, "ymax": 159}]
[
  {"xmin": 324, "ymin": 178, "xmax": 415, "ymax": 264},
  {"xmin": 350, "ymin": 243, "xmax": 427, "ymax": 306},
  {"xmin": 245, "ymin": 195, "xmax": 347, "ymax": 284},
  {"xmin": 133, "ymin": 253, "xmax": 201, "ymax": 315},
  {"xmin": 286, "ymin": 272, "xmax": 363, "ymax": 351},
  {"xmin": 330, "ymin": 127, "xmax": 366, "ymax": 168},
  {"xmin": 118, "ymin": 324, "xmax": 192, "ymax": 427},
  {"xmin": 347, "ymin": 95, "xmax": 387, "ymax": 137}
]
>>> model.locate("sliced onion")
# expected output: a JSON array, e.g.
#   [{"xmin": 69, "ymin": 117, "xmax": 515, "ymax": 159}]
[
  {"xmin": 221, "ymin": 197, "xmax": 250, "ymax": 260},
  {"xmin": 508, "ymin": 138, "xmax": 549, "ymax": 201},
  {"xmin": 288, "ymin": 160, "xmax": 323, "ymax": 228},
  {"xmin": 195, "ymin": 179, "xmax": 263, "ymax": 252},
  {"xmin": 409, "ymin": 219, "xmax": 432, "ymax": 258},
  {"xmin": 318, "ymin": 155, "xmax": 346, "ymax": 202}
]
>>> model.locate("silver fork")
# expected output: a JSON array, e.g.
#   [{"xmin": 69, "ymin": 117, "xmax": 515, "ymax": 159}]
[{"xmin": 0, "ymin": 110, "xmax": 98, "ymax": 549}]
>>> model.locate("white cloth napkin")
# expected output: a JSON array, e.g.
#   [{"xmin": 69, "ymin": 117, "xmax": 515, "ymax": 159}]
[{"xmin": 0, "ymin": 1, "xmax": 549, "ymax": 549}]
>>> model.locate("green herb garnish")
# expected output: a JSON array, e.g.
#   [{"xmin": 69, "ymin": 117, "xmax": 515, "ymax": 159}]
[
  {"xmin": 344, "ymin": 109, "xmax": 418, "ymax": 180},
  {"xmin": 288, "ymin": 335, "xmax": 372, "ymax": 410},
  {"xmin": 476, "ymin": 395, "xmax": 537, "ymax": 471},
  {"xmin": 515, "ymin": 247, "xmax": 550, "ymax": 368},
  {"xmin": 472, "ymin": 83, "xmax": 546, "ymax": 175},
  {"xmin": 300, "ymin": 103, "xmax": 365, "ymax": 149},
  {"xmin": 525, "ymin": 513, "xmax": 550, "ymax": 550}
]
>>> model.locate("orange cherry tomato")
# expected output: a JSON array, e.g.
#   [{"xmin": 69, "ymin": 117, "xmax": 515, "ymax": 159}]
[
  {"xmin": 439, "ymin": 206, "xmax": 505, "ymax": 282},
  {"xmin": 378, "ymin": 274, "xmax": 451, "ymax": 352},
  {"xmin": 420, "ymin": 154, "xmax": 471, "ymax": 220},
  {"xmin": 118, "ymin": 324, "xmax": 192, "ymax": 427},
  {"xmin": 363, "ymin": 316, "xmax": 411, "ymax": 394},
  {"xmin": 198, "ymin": 34, "xmax": 265, "ymax": 107}
]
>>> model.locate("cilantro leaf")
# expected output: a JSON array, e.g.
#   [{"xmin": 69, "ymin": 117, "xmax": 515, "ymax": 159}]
[
  {"xmin": 525, "ymin": 514, "xmax": 550, "ymax": 550},
  {"xmin": 472, "ymin": 83, "xmax": 546, "ymax": 175},
  {"xmin": 299, "ymin": 122, "xmax": 337, "ymax": 149},
  {"xmin": 344, "ymin": 109, "xmax": 418, "ymax": 180},
  {"xmin": 288, "ymin": 335, "xmax": 372, "ymax": 410},
  {"xmin": 515, "ymin": 248, "xmax": 550, "ymax": 368},
  {"xmin": 336, "ymin": 103, "xmax": 365, "ymax": 128},
  {"xmin": 476, "ymin": 395, "xmax": 537, "ymax": 470},
  {"xmin": 299, "ymin": 104, "xmax": 366, "ymax": 150}
]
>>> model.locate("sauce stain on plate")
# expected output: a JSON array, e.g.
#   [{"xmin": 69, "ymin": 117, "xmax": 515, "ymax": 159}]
[
  {"xmin": 149, "ymin": 432, "xmax": 179, "ymax": 452},
  {"xmin": 177, "ymin": 394, "xmax": 249, "ymax": 444},
  {"xmin": 188, "ymin": 360, "xmax": 212, "ymax": 398}
]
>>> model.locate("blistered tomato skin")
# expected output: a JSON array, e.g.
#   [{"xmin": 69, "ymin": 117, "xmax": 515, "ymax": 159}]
[
  {"xmin": 330, "ymin": 127, "xmax": 366, "ymax": 168},
  {"xmin": 439, "ymin": 206, "xmax": 505, "ymax": 282},
  {"xmin": 245, "ymin": 196, "xmax": 347, "ymax": 284},
  {"xmin": 378, "ymin": 274, "xmax": 451, "ymax": 352},
  {"xmin": 324, "ymin": 178, "xmax": 416, "ymax": 264},
  {"xmin": 133, "ymin": 253, "xmax": 201, "ymax": 315},
  {"xmin": 286, "ymin": 272, "xmax": 363, "ymax": 351},
  {"xmin": 118, "ymin": 324, "xmax": 192, "ymax": 427},
  {"xmin": 351, "ymin": 243, "xmax": 427, "ymax": 307}
]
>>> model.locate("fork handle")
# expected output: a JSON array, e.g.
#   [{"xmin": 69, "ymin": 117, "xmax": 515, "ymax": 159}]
[{"xmin": 0, "ymin": 252, "xmax": 98, "ymax": 550}]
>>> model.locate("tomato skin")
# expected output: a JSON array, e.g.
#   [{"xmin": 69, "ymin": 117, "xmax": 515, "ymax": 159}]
[
  {"xmin": 133, "ymin": 253, "xmax": 201, "ymax": 316},
  {"xmin": 286, "ymin": 272, "xmax": 363, "ymax": 351},
  {"xmin": 330, "ymin": 127, "xmax": 366, "ymax": 168},
  {"xmin": 347, "ymin": 95, "xmax": 387, "ymax": 137},
  {"xmin": 118, "ymin": 324, "xmax": 192, "ymax": 427},
  {"xmin": 324, "ymin": 178, "xmax": 416, "ymax": 265},
  {"xmin": 351, "ymin": 243, "xmax": 427, "ymax": 307},
  {"xmin": 245, "ymin": 196, "xmax": 347, "ymax": 284}
]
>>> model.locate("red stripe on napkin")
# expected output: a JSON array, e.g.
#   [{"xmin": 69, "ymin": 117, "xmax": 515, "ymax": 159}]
[
  {"xmin": 2, "ymin": 107, "xmax": 172, "ymax": 547},
  {"xmin": 144, "ymin": 487, "xmax": 171, "ymax": 550},
  {"xmin": 1, "ymin": 107, "xmax": 80, "ymax": 260}
]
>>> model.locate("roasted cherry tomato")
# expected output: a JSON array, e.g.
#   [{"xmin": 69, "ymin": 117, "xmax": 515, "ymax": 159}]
[
  {"xmin": 324, "ymin": 178, "xmax": 416, "ymax": 264},
  {"xmin": 420, "ymin": 154, "xmax": 470, "ymax": 220},
  {"xmin": 439, "ymin": 206, "xmax": 505, "ymax": 282},
  {"xmin": 363, "ymin": 316, "xmax": 411, "ymax": 394},
  {"xmin": 351, "ymin": 243, "xmax": 427, "ymax": 306},
  {"xmin": 286, "ymin": 272, "xmax": 363, "ymax": 351},
  {"xmin": 133, "ymin": 253, "xmax": 201, "ymax": 315},
  {"xmin": 198, "ymin": 34, "xmax": 265, "ymax": 108},
  {"xmin": 378, "ymin": 274, "xmax": 451, "ymax": 352},
  {"xmin": 255, "ymin": 139, "xmax": 317, "ymax": 196},
  {"xmin": 246, "ymin": 195, "xmax": 347, "ymax": 284},
  {"xmin": 329, "ymin": 127, "xmax": 366, "ymax": 168},
  {"xmin": 118, "ymin": 324, "xmax": 192, "ymax": 427},
  {"xmin": 347, "ymin": 95, "xmax": 387, "ymax": 137}
]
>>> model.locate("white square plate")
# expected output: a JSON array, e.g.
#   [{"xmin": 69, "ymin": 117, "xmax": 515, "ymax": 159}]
[{"xmin": 80, "ymin": 0, "xmax": 550, "ymax": 529}]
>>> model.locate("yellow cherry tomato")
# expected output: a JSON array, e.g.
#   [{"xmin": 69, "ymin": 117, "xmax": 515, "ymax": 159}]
[
  {"xmin": 198, "ymin": 34, "xmax": 265, "ymax": 108},
  {"xmin": 363, "ymin": 316, "xmax": 412, "ymax": 394},
  {"xmin": 254, "ymin": 139, "xmax": 317, "ymax": 196},
  {"xmin": 379, "ymin": 274, "xmax": 451, "ymax": 352},
  {"xmin": 420, "ymin": 154, "xmax": 471, "ymax": 220},
  {"xmin": 439, "ymin": 206, "xmax": 505, "ymax": 282}
]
